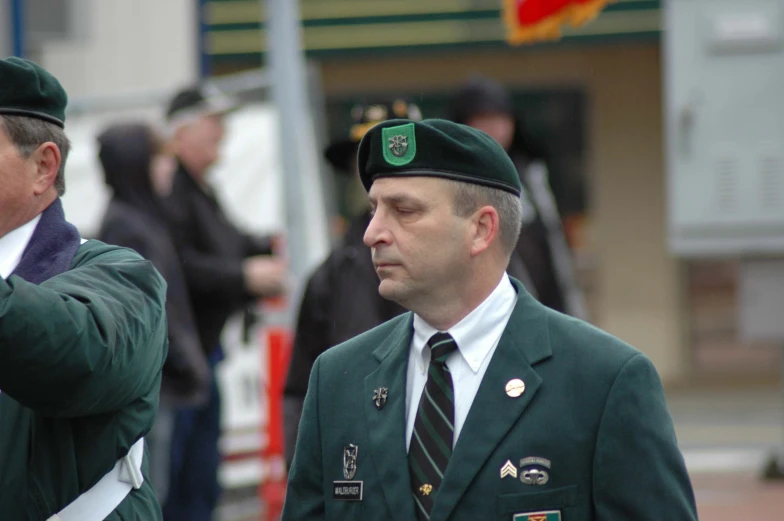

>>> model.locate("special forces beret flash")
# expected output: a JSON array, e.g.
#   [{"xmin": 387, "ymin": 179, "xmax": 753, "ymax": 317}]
[
  {"xmin": 357, "ymin": 118, "xmax": 522, "ymax": 197},
  {"xmin": 0, "ymin": 56, "xmax": 68, "ymax": 128}
]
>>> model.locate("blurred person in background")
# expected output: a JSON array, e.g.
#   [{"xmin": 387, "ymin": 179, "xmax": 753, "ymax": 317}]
[
  {"xmin": 449, "ymin": 75, "xmax": 586, "ymax": 319},
  {"xmin": 97, "ymin": 122, "xmax": 211, "ymax": 505},
  {"xmin": 282, "ymin": 100, "xmax": 420, "ymax": 467},
  {"xmin": 162, "ymin": 85, "xmax": 287, "ymax": 521}
]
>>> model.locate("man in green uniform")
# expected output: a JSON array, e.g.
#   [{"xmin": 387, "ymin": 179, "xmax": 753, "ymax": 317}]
[
  {"xmin": 0, "ymin": 58, "xmax": 167, "ymax": 520},
  {"xmin": 282, "ymin": 119, "xmax": 697, "ymax": 520}
]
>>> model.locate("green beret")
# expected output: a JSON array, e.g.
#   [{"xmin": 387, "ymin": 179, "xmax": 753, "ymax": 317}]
[
  {"xmin": 357, "ymin": 118, "xmax": 522, "ymax": 196},
  {"xmin": 0, "ymin": 57, "xmax": 67, "ymax": 128}
]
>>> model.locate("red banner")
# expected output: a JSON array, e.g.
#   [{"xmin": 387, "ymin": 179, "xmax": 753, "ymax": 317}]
[{"xmin": 503, "ymin": 0, "xmax": 615, "ymax": 45}]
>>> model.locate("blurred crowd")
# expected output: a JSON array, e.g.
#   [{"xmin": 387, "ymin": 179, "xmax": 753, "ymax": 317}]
[{"xmin": 95, "ymin": 84, "xmax": 287, "ymax": 520}]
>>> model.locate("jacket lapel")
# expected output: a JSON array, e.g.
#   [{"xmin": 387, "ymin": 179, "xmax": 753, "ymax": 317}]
[
  {"xmin": 430, "ymin": 285, "xmax": 553, "ymax": 521},
  {"xmin": 364, "ymin": 313, "xmax": 417, "ymax": 521}
]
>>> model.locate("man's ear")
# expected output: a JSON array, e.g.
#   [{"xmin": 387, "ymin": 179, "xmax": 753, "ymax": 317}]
[
  {"xmin": 31, "ymin": 142, "xmax": 61, "ymax": 195},
  {"xmin": 470, "ymin": 205, "xmax": 500, "ymax": 257}
]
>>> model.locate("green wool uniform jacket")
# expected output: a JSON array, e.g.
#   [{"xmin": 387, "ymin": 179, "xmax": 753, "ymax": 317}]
[
  {"xmin": 0, "ymin": 241, "xmax": 167, "ymax": 520},
  {"xmin": 282, "ymin": 279, "xmax": 697, "ymax": 521}
]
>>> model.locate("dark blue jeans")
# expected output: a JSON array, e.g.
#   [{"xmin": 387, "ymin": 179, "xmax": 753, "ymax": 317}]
[{"xmin": 162, "ymin": 347, "xmax": 224, "ymax": 521}]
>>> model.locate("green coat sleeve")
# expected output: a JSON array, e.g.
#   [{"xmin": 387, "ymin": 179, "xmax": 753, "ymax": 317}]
[
  {"xmin": 281, "ymin": 355, "xmax": 326, "ymax": 521},
  {"xmin": 0, "ymin": 245, "xmax": 168, "ymax": 418},
  {"xmin": 593, "ymin": 353, "xmax": 697, "ymax": 520}
]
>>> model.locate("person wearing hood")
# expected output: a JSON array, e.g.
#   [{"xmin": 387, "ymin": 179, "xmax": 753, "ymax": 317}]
[
  {"xmin": 282, "ymin": 100, "xmax": 419, "ymax": 468},
  {"xmin": 449, "ymin": 76, "xmax": 587, "ymax": 319},
  {"xmin": 97, "ymin": 122, "xmax": 210, "ymax": 504}
]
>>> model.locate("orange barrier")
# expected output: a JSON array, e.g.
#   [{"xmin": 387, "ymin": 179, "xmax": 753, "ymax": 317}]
[
  {"xmin": 259, "ymin": 235, "xmax": 292, "ymax": 520},
  {"xmin": 259, "ymin": 325, "xmax": 292, "ymax": 521}
]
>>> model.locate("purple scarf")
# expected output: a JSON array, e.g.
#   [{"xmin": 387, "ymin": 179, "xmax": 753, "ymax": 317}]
[{"xmin": 11, "ymin": 199, "xmax": 81, "ymax": 284}]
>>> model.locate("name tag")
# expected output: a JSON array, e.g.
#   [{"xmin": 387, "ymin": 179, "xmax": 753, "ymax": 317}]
[{"xmin": 333, "ymin": 480, "xmax": 363, "ymax": 501}]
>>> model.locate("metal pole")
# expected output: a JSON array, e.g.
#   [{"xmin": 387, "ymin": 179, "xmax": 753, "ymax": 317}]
[
  {"xmin": 10, "ymin": 0, "xmax": 23, "ymax": 57},
  {"xmin": 265, "ymin": 0, "xmax": 310, "ymax": 322},
  {"xmin": 197, "ymin": 0, "xmax": 211, "ymax": 79}
]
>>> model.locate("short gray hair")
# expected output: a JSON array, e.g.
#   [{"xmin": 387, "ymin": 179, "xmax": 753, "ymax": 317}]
[
  {"xmin": 448, "ymin": 180, "xmax": 523, "ymax": 257},
  {"xmin": 0, "ymin": 115, "xmax": 71, "ymax": 196}
]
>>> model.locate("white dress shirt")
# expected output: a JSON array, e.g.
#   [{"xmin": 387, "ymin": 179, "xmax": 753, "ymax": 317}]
[
  {"xmin": 0, "ymin": 215, "xmax": 41, "ymax": 279},
  {"xmin": 405, "ymin": 273, "xmax": 518, "ymax": 450}
]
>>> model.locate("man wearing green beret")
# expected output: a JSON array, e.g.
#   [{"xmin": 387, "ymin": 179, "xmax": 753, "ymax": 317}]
[
  {"xmin": 282, "ymin": 119, "xmax": 697, "ymax": 521},
  {"xmin": 0, "ymin": 57, "xmax": 166, "ymax": 520}
]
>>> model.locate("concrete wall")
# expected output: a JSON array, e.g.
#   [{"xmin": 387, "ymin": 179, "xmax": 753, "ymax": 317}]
[
  {"xmin": 318, "ymin": 43, "xmax": 689, "ymax": 384},
  {"xmin": 35, "ymin": 0, "xmax": 198, "ymax": 99}
]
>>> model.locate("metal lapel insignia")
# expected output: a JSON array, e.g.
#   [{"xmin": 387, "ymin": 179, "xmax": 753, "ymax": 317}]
[
  {"xmin": 343, "ymin": 444, "xmax": 358, "ymax": 480},
  {"xmin": 519, "ymin": 457, "xmax": 551, "ymax": 486},
  {"xmin": 373, "ymin": 387, "xmax": 388, "ymax": 409}
]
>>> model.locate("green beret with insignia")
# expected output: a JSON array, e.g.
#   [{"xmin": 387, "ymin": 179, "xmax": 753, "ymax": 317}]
[
  {"xmin": 325, "ymin": 99, "xmax": 422, "ymax": 173},
  {"xmin": 357, "ymin": 118, "xmax": 522, "ymax": 196},
  {"xmin": 0, "ymin": 57, "xmax": 68, "ymax": 128}
]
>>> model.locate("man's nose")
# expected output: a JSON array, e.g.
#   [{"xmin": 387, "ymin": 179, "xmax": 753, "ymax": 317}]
[{"xmin": 364, "ymin": 210, "xmax": 388, "ymax": 248}]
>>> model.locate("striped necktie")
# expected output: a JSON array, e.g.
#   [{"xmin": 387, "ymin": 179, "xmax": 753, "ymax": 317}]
[{"xmin": 409, "ymin": 332, "xmax": 458, "ymax": 520}]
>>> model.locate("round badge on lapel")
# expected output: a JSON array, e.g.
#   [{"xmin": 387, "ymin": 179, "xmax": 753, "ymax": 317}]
[{"xmin": 505, "ymin": 379, "xmax": 525, "ymax": 398}]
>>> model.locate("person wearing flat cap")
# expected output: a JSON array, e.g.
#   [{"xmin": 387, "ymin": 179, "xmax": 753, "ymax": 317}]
[
  {"xmin": 161, "ymin": 85, "xmax": 287, "ymax": 521},
  {"xmin": 283, "ymin": 100, "xmax": 418, "ymax": 469},
  {"xmin": 0, "ymin": 57, "xmax": 166, "ymax": 520},
  {"xmin": 282, "ymin": 119, "xmax": 697, "ymax": 521}
]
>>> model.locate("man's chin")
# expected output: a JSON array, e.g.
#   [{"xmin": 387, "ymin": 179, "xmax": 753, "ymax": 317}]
[{"xmin": 378, "ymin": 279, "xmax": 403, "ymax": 303}]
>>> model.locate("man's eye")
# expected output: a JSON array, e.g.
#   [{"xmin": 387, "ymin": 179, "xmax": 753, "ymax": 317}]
[{"xmin": 397, "ymin": 208, "xmax": 415, "ymax": 215}]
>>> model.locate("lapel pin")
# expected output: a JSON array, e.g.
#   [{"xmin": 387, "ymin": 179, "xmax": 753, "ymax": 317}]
[
  {"xmin": 500, "ymin": 459, "xmax": 518, "ymax": 479},
  {"xmin": 505, "ymin": 379, "xmax": 525, "ymax": 398},
  {"xmin": 373, "ymin": 387, "xmax": 388, "ymax": 409}
]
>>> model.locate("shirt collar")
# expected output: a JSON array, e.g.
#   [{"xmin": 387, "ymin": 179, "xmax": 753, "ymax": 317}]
[
  {"xmin": 412, "ymin": 273, "xmax": 518, "ymax": 373},
  {"xmin": 0, "ymin": 215, "xmax": 42, "ymax": 279}
]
